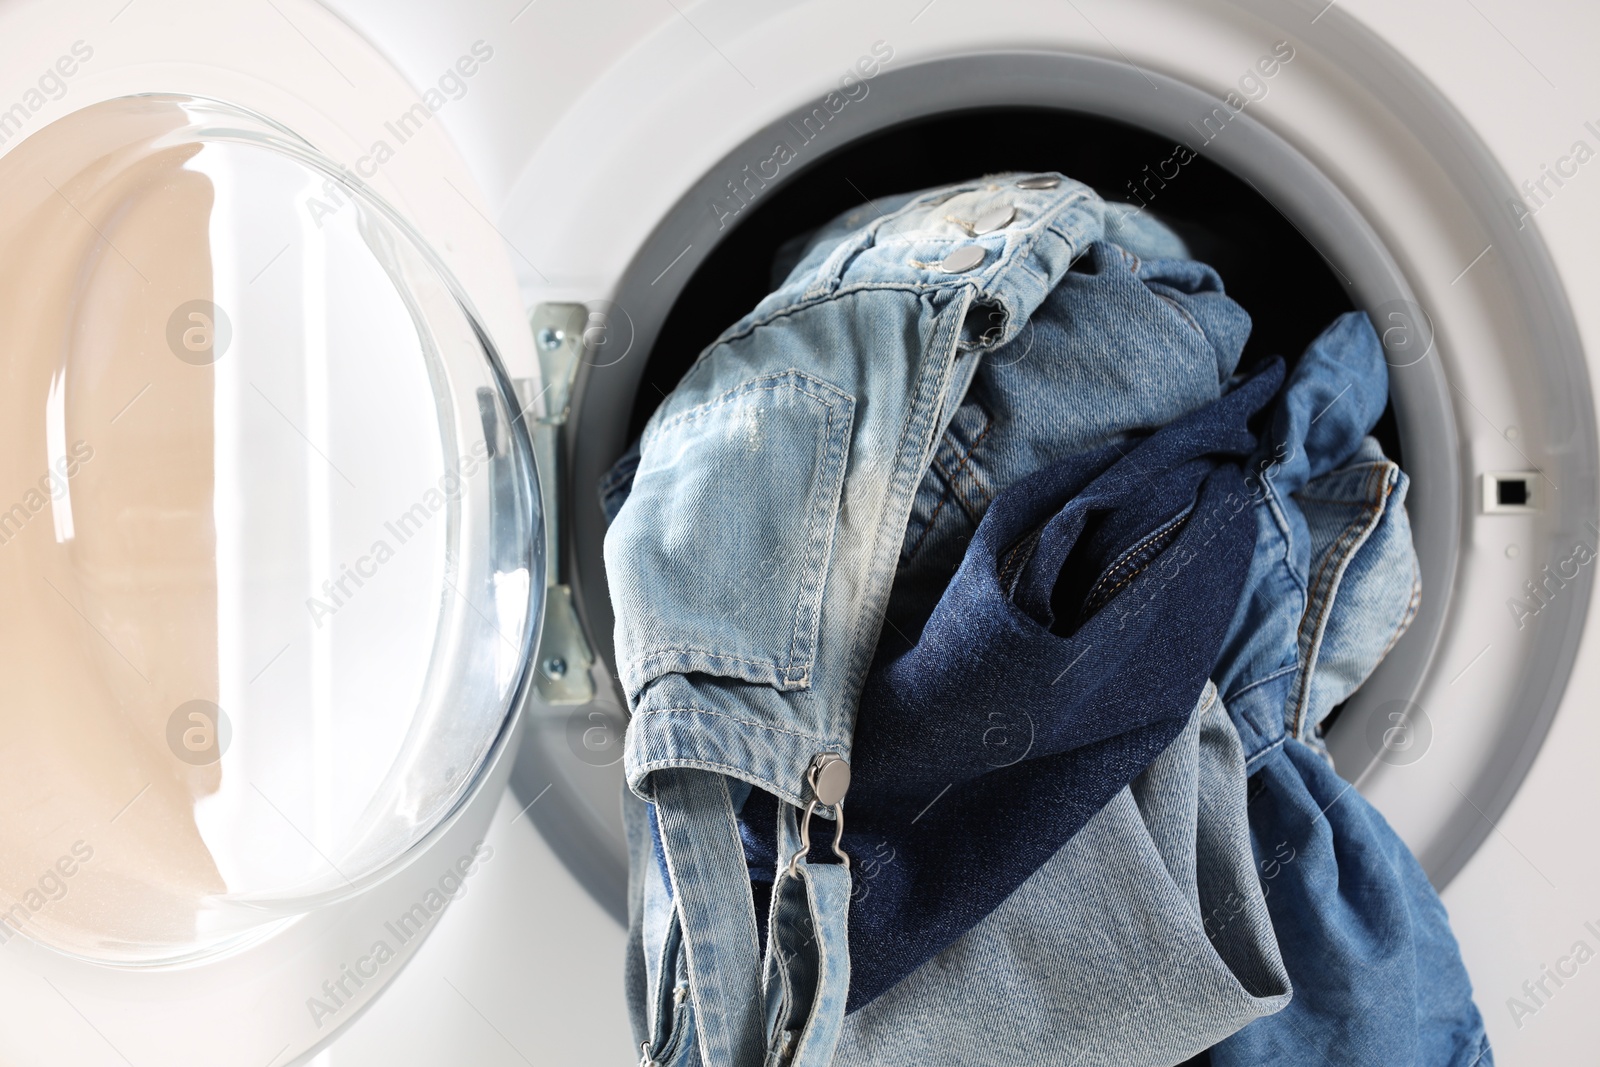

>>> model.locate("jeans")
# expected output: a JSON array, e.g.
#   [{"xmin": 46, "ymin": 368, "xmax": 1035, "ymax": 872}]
[
  {"xmin": 612, "ymin": 187, "xmax": 1279, "ymax": 1045},
  {"xmin": 727, "ymin": 195, "xmax": 1260, "ymax": 1010},
  {"xmin": 1207, "ymin": 312, "xmax": 1492, "ymax": 1066},
  {"xmin": 1213, "ymin": 740, "xmax": 1490, "ymax": 1067},
  {"xmin": 609, "ymin": 174, "xmax": 1114, "ymax": 1066},
  {"xmin": 1213, "ymin": 310, "xmax": 1416, "ymax": 754},
  {"xmin": 768, "ymin": 194, "xmax": 1192, "ymax": 293},
  {"xmin": 630, "ymin": 771, "xmax": 852, "ymax": 1067}
]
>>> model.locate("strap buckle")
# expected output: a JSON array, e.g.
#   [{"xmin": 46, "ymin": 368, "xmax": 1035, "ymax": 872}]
[{"xmin": 787, "ymin": 753, "xmax": 851, "ymax": 877}]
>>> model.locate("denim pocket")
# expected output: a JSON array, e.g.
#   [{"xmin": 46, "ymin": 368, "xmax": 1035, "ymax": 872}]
[
  {"xmin": 608, "ymin": 370, "xmax": 855, "ymax": 700},
  {"xmin": 1289, "ymin": 452, "xmax": 1418, "ymax": 739},
  {"xmin": 1080, "ymin": 502, "xmax": 1194, "ymax": 621}
]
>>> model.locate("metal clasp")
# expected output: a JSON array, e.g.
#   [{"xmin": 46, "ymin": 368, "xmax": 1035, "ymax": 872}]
[{"xmin": 788, "ymin": 754, "xmax": 851, "ymax": 877}]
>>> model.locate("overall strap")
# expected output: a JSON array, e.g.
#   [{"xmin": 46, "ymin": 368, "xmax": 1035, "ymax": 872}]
[{"xmin": 655, "ymin": 769, "xmax": 766, "ymax": 1067}]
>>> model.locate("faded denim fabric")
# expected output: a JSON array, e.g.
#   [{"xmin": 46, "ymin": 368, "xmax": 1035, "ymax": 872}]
[
  {"xmin": 1206, "ymin": 312, "xmax": 1491, "ymax": 1066},
  {"xmin": 1212, "ymin": 310, "xmax": 1415, "ymax": 756},
  {"xmin": 606, "ymin": 174, "xmax": 1108, "ymax": 810},
  {"xmin": 767, "ymin": 194, "xmax": 1190, "ymax": 292},
  {"xmin": 833, "ymin": 684, "xmax": 1289, "ymax": 1066},
  {"xmin": 755, "ymin": 195, "xmax": 1246, "ymax": 651},
  {"xmin": 628, "ymin": 769, "xmax": 855, "ymax": 1067},
  {"xmin": 626, "ymin": 779, "xmax": 854, "ymax": 1067},
  {"xmin": 1211, "ymin": 741, "xmax": 1490, "ymax": 1067},
  {"xmin": 728, "ymin": 195, "xmax": 1258, "ymax": 1011},
  {"xmin": 629, "ymin": 683, "xmax": 1296, "ymax": 1067},
  {"xmin": 608, "ymin": 174, "xmax": 1113, "ymax": 1066},
  {"xmin": 820, "ymin": 361, "xmax": 1284, "ymax": 1009}
]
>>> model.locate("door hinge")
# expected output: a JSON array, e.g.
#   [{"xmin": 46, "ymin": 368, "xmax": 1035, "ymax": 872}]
[{"xmin": 516, "ymin": 303, "xmax": 598, "ymax": 705}]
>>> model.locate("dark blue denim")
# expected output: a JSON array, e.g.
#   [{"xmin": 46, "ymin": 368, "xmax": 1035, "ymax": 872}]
[
  {"xmin": 881, "ymin": 239, "xmax": 1251, "ymax": 646},
  {"xmin": 786, "ymin": 359, "xmax": 1282, "ymax": 1010}
]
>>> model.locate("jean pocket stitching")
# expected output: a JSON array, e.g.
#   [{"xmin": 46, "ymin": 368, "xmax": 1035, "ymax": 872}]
[
  {"xmin": 786, "ymin": 393, "xmax": 852, "ymax": 677},
  {"xmin": 647, "ymin": 370, "xmax": 851, "ymax": 440},
  {"xmin": 1083, "ymin": 506, "xmax": 1194, "ymax": 613},
  {"xmin": 622, "ymin": 370, "xmax": 855, "ymax": 696},
  {"xmin": 1288, "ymin": 473, "xmax": 1388, "ymax": 735}
]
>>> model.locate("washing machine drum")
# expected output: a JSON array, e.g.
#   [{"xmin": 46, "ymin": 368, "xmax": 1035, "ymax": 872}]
[{"xmin": 0, "ymin": 95, "xmax": 540, "ymax": 962}]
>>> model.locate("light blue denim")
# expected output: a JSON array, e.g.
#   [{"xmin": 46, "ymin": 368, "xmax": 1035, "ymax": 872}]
[
  {"xmin": 606, "ymin": 174, "xmax": 1110, "ymax": 809},
  {"xmin": 630, "ymin": 770, "xmax": 854, "ymax": 1067},
  {"xmin": 833, "ymin": 682, "xmax": 1290, "ymax": 1066},
  {"xmin": 1207, "ymin": 311, "xmax": 1492, "ymax": 1065},
  {"xmin": 729, "ymin": 191, "xmax": 1252, "ymax": 655},
  {"xmin": 608, "ymin": 174, "xmax": 1114, "ymax": 1066},
  {"xmin": 770, "ymin": 195, "xmax": 1188, "ymax": 291}
]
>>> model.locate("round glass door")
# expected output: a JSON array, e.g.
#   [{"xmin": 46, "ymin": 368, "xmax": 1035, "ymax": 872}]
[{"xmin": 0, "ymin": 95, "xmax": 540, "ymax": 962}]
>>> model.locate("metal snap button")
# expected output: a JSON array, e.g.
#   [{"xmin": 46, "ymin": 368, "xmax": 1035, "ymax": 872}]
[
  {"xmin": 1015, "ymin": 175, "xmax": 1060, "ymax": 189},
  {"xmin": 971, "ymin": 204, "xmax": 1016, "ymax": 235},
  {"xmin": 788, "ymin": 753, "xmax": 852, "ymax": 876},
  {"xmin": 808, "ymin": 753, "xmax": 851, "ymax": 806},
  {"xmin": 937, "ymin": 245, "xmax": 987, "ymax": 273}
]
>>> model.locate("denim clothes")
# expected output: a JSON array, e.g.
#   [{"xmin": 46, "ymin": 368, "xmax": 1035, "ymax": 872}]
[
  {"xmin": 1212, "ymin": 741, "xmax": 1490, "ymax": 1067},
  {"xmin": 878, "ymin": 238, "xmax": 1252, "ymax": 647},
  {"xmin": 607, "ymin": 174, "xmax": 1107, "ymax": 811},
  {"xmin": 819, "ymin": 360, "xmax": 1283, "ymax": 1009},
  {"xmin": 1213, "ymin": 311, "xmax": 1417, "ymax": 753},
  {"xmin": 608, "ymin": 155, "xmax": 1487, "ymax": 1062},
  {"xmin": 834, "ymin": 684, "xmax": 1290, "ymax": 1066},
  {"xmin": 611, "ymin": 183, "xmax": 1286, "ymax": 1049},
  {"xmin": 1206, "ymin": 312, "xmax": 1492, "ymax": 1066},
  {"xmin": 727, "ymin": 193, "xmax": 1260, "ymax": 1012},
  {"xmin": 609, "ymin": 174, "xmax": 1116, "ymax": 1066}
]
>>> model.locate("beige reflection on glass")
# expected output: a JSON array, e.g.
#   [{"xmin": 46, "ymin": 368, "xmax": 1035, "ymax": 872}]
[{"xmin": 0, "ymin": 98, "xmax": 226, "ymax": 955}]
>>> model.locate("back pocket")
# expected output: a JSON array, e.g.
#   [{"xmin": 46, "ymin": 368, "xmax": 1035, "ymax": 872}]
[{"xmin": 605, "ymin": 370, "xmax": 855, "ymax": 701}]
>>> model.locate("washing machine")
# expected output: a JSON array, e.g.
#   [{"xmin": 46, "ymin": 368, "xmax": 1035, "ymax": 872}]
[{"xmin": 1, "ymin": 1, "xmax": 1596, "ymax": 1064}]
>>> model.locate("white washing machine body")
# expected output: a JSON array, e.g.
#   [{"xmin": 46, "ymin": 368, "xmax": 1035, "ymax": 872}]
[
  {"xmin": 328, "ymin": 1, "xmax": 1600, "ymax": 1064},
  {"xmin": 4, "ymin": 1, "xmax": 1598, "ymax": 1065}
]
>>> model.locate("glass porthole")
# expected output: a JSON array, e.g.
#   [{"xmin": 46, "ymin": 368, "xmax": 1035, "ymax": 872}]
[{"xmin": 0, "ymin": 96, "xmax": 540, "ymax": 962}]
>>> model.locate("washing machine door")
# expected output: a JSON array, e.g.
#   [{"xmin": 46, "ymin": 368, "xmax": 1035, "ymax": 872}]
[{"xmin": 0, "ymin": 89, "xmax": 541, "ymax": 964}]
